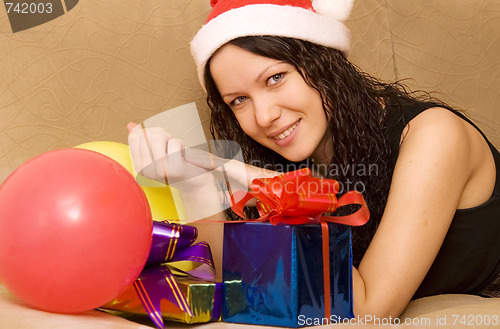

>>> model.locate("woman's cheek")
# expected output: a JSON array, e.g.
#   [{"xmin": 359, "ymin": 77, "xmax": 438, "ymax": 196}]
[
  {"xmin": 237, "ymin": 120, "xmax": 261, "ymax": 144},
  {"xmin": 234, "ymin": 111, "xmax": 252, "ymax": 131}
]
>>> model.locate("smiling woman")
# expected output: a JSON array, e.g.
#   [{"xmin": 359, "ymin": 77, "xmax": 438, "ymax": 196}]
[
  {"xmin": 187, "ymin": 0, "xmax": 500, "ymax": 319},
  {"xmin": 126, "ymin": 0, "xmax": 500, "ymax": 320},
  {"xmin": 1, "ymin": 0, "xmax": 500, "ymax": 327},
  {"xmin": 209, "ymin": 44, "xmax": 329, "ymax": 163}
]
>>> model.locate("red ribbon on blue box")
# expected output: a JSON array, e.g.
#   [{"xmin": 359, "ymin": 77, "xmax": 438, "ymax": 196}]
[
  {"xmin": 231, "ymin": 167, "xmax": 369, "ymax": 226},
  {"xmin": 226, "ymin": 168, "xmax": 369, "ymax": 324}
]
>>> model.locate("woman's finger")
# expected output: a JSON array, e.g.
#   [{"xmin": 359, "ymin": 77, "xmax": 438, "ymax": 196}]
[
  {"xmin": 137, "ymin": 127, "xmax": 168, "ymax": 180},
  {"xmin": 185, "ymin": 147, "xmax": 218, "ymax": 170},
  {"xmin": 127, "ymin": 125, "xmax": 145, "ymax": 174},
  {"xmin": 148, "ymin": 129, "xmax": 171, "ymax": 178},
  {"xmin": 165, "ymin": 138, "xmax": 187, "ymax": 180},
  {"xmin": 127, "ymin": 122, "xmax": 138, "ymax": 133},
  {"xmin": 138, "ymin": 131, "xmax": 157, "ymax": 179}
]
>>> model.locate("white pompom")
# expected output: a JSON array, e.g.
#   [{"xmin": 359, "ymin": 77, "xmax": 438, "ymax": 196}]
[{"xmin": 312, "ymin": 0, "xmax": 354, "ymax": 22}]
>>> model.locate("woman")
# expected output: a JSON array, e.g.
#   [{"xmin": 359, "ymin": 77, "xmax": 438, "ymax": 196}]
[{"xmin": 128, "ymin": 0, "xmax": 500, "ymax": 318}]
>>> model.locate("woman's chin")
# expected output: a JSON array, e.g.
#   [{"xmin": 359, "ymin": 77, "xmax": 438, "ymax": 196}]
[{"xmin": 281, "ymin": 152, "xmax": 309, "ymax": 164}]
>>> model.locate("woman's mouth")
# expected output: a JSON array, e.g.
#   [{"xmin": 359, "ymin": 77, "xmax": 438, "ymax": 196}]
[
  {"xmin": 272, "ymin": 119, "xmax": 301, "ymax": 141},
  {"xmin": 271, "ymin": 119, "xmax": 301, "ymax": 146}
]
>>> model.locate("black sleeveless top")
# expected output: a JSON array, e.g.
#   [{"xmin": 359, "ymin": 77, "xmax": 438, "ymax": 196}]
[{"xmin": 384, "ymin": 101, "xmax": 500, "ymax": 299}]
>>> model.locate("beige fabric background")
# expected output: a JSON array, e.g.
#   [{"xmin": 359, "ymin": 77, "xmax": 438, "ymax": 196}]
[{"xmin": 1, "ymin": 0, "xmax": 499, "ymax": 182}]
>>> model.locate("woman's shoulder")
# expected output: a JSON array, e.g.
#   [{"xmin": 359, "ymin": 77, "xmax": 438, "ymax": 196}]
[
  {"xmin": 357, "ymin": 105, "xmax": 490, "ymax": 316},
  {"xmin": 402, "ymin": 106, "xmax": 471, "ymax": 142},
  {"xmin": 399, "ymin": 106, "xmax": 496, "ymax": 210}
]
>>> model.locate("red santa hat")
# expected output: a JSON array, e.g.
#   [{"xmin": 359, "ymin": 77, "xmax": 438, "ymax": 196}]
[{"xmin": 190, "ymin": 0, "xmax": 354, "ymax": 89}]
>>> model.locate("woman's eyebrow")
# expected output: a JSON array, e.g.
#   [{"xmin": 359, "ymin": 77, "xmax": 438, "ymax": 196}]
[
  {"xmin": 221, "ymin": 62, "xmax": 287, "ymax": 98},
  {"xmin": 221, "ymin": 91, "xmax": 239, "ymax": 99},
  {"xmin": 255, "ymin": 62, "xmax": 286, "ymax": 83}
]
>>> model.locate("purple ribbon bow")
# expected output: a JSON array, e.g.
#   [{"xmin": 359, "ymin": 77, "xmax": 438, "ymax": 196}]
[{"xmin": 132, "ymin": 220, "xmax": 216, "ymax": 329}]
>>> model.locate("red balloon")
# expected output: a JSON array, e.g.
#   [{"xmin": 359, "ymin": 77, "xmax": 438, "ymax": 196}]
[{"xmin": 0, "ymin": 148, "xmax": 152, "ymax": 313}]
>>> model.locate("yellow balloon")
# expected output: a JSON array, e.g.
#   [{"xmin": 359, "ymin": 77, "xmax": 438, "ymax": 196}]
[
  {"xmin": 141, "ymin": 185, "xmax": 186, "ymax": 223},
  {"xmin": 74, "ymin": 141, "xmax": 186, "ymax": 223},
  {"xmin": 76, "ymin": 141, "xmax": 134, "ymax": 172}
]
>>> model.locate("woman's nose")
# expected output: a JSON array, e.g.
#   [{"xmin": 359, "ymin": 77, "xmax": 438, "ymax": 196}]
[{"xmin": 254, "ymin": 96, "xmax": 281, "ymax": 127}]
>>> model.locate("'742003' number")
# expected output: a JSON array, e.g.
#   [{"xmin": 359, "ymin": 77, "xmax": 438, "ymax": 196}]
[{"xmin": 5, "ymin": 2, "xmax": 53, "ymax": 14}]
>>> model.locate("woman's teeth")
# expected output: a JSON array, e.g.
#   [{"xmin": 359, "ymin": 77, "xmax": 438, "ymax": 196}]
[{"xmin": 273, "ymin": 120, "xmax": 299, "ymax": 140}]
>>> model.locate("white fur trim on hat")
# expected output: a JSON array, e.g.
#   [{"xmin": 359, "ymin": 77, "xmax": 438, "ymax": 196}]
[
  {"xmin": 190, "ymin": 4, "xmax": 351, "ymax": 89},
  {"xmin": 313, "ymin": 0, "xmax": 354, "ymax": 22}
]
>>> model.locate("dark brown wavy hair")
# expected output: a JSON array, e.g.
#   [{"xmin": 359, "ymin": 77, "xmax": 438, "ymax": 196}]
[{"xmin": 204, "ymin": 36, "xmax": 446, "ymax": 265}]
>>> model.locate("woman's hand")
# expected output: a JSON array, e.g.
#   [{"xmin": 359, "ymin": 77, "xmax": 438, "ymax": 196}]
[
  {"xmin": 127, "ymin": 123, "xmax": 214, "ymax": 192},
  {"xmin": 128, "ymin": 123, "xmax": 226, "ymax": 222},
  {"xmin": 183, "ymin": 145, "xmax": 281, "ymax": 209},
  {"xmin": 184, "ymin": 147, "xmax": 280, "ymax": 190},
  {"xmin": 127, "ymin": 122, "xmax": 280, "ymax": 213}
]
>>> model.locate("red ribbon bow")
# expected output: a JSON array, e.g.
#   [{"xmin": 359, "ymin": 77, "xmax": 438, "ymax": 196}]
[
  {"xmin": 230, "ymin": 168, "xmax": 369, "ymax": 320},
  {"xmin": 231, "ymin": 168, "xmax": 370, "ymax": 226}
]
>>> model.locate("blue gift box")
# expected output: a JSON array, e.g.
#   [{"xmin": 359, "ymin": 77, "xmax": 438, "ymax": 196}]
[{"xmin": 222, "ymin": 222, "xmax": 353, "ymax": 327}]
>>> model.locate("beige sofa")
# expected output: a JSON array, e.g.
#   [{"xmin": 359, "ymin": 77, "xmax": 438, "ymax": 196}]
[{"xmin": 0, "ymin": 0, "xmax": 499, "ymax": 328}]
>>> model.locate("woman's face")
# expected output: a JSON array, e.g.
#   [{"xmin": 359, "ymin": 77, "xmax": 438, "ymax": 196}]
[{"xmin": 209, "ymin": 44, "xmax": 330, "ymax": 163}]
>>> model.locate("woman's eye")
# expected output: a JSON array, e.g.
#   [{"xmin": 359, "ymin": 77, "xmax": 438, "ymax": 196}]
[
  {"xmin": 231, "ymin": 96, "xmax": 247, "ymax": 107},
  {"xmin": 267, "ymin": 73, "xmax": 285, "ymax": 86}
]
